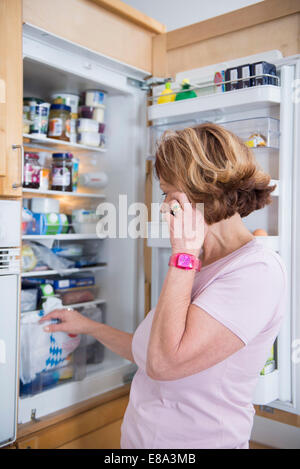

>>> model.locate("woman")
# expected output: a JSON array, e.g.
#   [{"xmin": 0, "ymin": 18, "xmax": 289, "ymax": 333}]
[{"xmin": 40, "ymin": 123, "xmax": 286, "ymax": 449}]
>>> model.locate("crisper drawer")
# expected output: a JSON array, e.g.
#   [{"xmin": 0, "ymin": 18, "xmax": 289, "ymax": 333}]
[{"xmin": 19, "ymin": 303, "xmax": 105, "ymax": 397}]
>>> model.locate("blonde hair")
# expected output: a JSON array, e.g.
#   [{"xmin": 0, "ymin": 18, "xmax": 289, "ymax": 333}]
[{"xmin": 155, "ymin": 123, "xmax": 275, "ymax": 224}]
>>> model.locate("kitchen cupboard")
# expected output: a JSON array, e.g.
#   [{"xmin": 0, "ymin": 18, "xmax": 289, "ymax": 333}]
[
  {"xmin": 16, "ymin": 386, "xmax": 130, "ymax": 449},
  {"xmin": 1, "ymin": 0, "xmax": 300, "ymax": 450},
  {"xmin": 0, "ymin": 0, "xmax": 23, "ymax": 197}
]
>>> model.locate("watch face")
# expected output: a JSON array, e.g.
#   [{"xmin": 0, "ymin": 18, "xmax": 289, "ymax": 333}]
[{"xmin": 177, "ymin": 254, "xmax": 193, "ymax": 269}]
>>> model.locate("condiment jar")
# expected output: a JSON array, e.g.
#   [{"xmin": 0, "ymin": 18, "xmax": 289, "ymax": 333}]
[
  {"xmin": 48, "ymin": 104, "xmax": 71, "ymax": 141},
  {"xmin": 23, "ymin": 153, "xmax": 41, "ymax": 189},
  {"xmin": 51, "ymin": 153, "xmax": 73, "ymax": 192}
]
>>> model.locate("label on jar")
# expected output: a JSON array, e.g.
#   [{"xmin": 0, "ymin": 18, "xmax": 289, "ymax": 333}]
[
  {"xmin": 24, "ymin": 163, "xmax": 40, "ymax": 185},
  {"xmin": 48, "ymin": 118, "xmax": 63, "ymax": 137},
  {"xmin": 52, "ymin": 166, "xmax": 71, "ymax": 187}
]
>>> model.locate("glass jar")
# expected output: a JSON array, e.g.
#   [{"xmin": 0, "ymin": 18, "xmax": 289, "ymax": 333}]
[
  {"xmin": 51, "ymin": 153, "xmax": 73, "ymax": 192},
  {"xmin": 48, "ymin": 104, "xmax": 71, "ymax": 141},
  {"xmin": 23, "ymin": 153, "xmax": 41, "ymax": 189}
]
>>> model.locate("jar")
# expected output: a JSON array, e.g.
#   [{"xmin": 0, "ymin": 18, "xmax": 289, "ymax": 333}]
[
  {"xmin": 48, "ymin": 104, "xmax": 71, "ymax": 141},
  {"xmin": 51, "ymin": 153, "xmax": 73, "ymax": 192},
  {"xmin": 23, "ymin": 153, "xmax": 41, "ymax": 189}
]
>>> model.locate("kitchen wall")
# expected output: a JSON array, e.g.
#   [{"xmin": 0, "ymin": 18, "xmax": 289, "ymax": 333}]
[{"xmin": 122, "ymin": 0, "xmax": 264, "ymax": 31}]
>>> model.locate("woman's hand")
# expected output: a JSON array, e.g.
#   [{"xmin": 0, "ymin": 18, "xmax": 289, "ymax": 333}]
[
  {"xmin": 162, "ymin": 191, "xmax": 205, "ymax": 257},
  {"xmin": 39, "ymin": 308, "xmax": 97, "ymax": 336}
]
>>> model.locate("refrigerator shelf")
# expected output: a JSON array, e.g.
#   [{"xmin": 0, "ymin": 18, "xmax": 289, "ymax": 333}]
[
  {"xmin": 23, "ymin": 134, "xmax": 107, "ymax": 154},
  {"xmin": 148, "ymin": 85, "xmax": 281, "ymax": 124},
  {"xmin": 23, "ymin": 188, "xmax": 106, "ymax": 199},
  {"xmin": 21, "ymin": 298, "xmax": 107, "ymax": 317},
  {"xmin": 253, "ymin": 369, "xmax": 279, "ymax": 405},
  {"xmin": 21, "ymin": 265, "xmax": 107, "ymax": 277}
]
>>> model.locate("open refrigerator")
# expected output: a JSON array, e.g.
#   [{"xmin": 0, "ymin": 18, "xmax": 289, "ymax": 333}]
[{"xmin": 1, "ymin": 23, "xmax": 300, "ymax": 448}]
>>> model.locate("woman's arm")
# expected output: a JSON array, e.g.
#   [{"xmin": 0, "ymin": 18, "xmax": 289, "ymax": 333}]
[
  {"xmin": 40, "ymin": 309, "xmax": 134, "ymax": 363},
  {"xmin": 146, "ymin": 192, "xmax": 244, "ymax": 380}
]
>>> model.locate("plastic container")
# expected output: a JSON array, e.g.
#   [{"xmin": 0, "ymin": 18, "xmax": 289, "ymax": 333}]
[
  {"xmin": 157, "ymin": 82, "xmax": 176, "ymax": 104},
  {"xmin": 23, "ymin": 98, "xmax": 50, "ymax": 137},
  {"xmin": 77, "ymin": 118, "xmax": 99, "ymax": 133},
  {"xmin": 72, "ymin": 158, "xmax": 80, "ymax": 192},
  {"xmin": 98, "ymin": 123, "xmax": 106, "ymax": 134},
  {"xmin": 48, "ymin": 104, "xmax": 71, "ymax": 141},
  {"xmin": 92, "ymin": 106, "xmax": 105, "ymax": 124},
  {"xmin": 72, "ymin": 209, "xmax": 100, "ymax": 234},
  {"xmin": 175, "ymin": 79, "xmax": 197, "ymax": 101},
  {"xmin": 39, "ymin": 168, "xmax": 51, "ymax": 191},
  {"xmin": 51, "ymin": 153, "xmax": 73, "ymax": 192},
  {"xmin": 79, "ymin": 172, "xmax": 108, "ymax": 189},
  {"xmin": 50, "ymin": 93, "xmax": 80, "ymax": 114},
  {"xmin": 84, "ymin": 89, "xmax": 107, "ymax": 107},
  {"xmin": 78, "ymin": 106, "xmax": 94, "ymax": 119},
  {"xmin": 31, "ymin": 197, "xmax": 60, "ymax": 214},
  {"xmin": 23, "ymin": 153, "xmax": 41, "ymax": 189},
  {"xmin": 19, "ymin": 311, "xmax": 86, "ymax": 397},
  {"xmin": 77, "ymin": 132, "xmax": 101, "ymax": 147},
  {"xmin": 221, "ymin": 117, "xmax": 280, "ymax": 149}
]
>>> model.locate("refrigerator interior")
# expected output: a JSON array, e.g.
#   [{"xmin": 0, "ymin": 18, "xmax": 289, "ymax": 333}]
[
  {"xmin": 147, "ymin": 53, "xmax": 300, "ymax": 415},
  {"xmin": 18, "ymin": 26, "xmax": 147, "ymax": 423}
]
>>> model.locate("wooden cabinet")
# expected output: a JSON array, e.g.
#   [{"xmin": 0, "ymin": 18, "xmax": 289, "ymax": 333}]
[
  {"xmin": 0, "ymin": 0, "xmax": 23, "ymax": 197},
  {"xmin": 16, "ymin": 386, "xmax": 130, "ymax": 449}
]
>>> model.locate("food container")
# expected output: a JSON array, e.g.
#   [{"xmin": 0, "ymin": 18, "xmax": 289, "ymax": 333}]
[
  {"xmin": 26, "ymin": 212, "xmax": 69, "ymax": 235},
  {"xmin": 92, "ymin": 106, "xmax": 105, "ymax": 124},
  {"xmin": 221, "ymin": 117, "xmax": 280, "ymax": 149},
  {"xmin": 66, "ymin": 114, "xmax": 78, "ymax": 144},
  {"xmin": 77, "ymin": 132, "xmax": 101, "ymax": 147},
  {"xmin": 23, "ymin": 118, "xmax": 32, "ymax": 134},
  {"xmin": 51, "ymin": 153, "xmax": 73, "ymax": 192},
  {"xmin": 22, "ymin": 208, "xmax": 34, "ymax": 235},
  {"xmin": 48, "ymin": 104, "xmax": 71, "ymax": 141},
  {"xmin": 84, "ymin": 89, "xmax": 107, "ymax": 107},
  {"xmin": 31, "ymin": 197, "xmax": 60, "ymax": 214},
  {"xmin": 72, "ymin": 158, "xmax": 79, "ymax": 192},
  {"xmin": 23, "ymin": 153, "xmax": 41, "ymax": 189},
  {"xmin": 98, "ymin": 123, "xmax": 106, "ymax": 134},
  {"xmin": 72, "ymin": 209, "xmax": 100, "ymax": 234},
  {"xmin": 50, "ymin": 93, "xmax": 80, "ymax": 114},
  {"xmin": 79, "ymin": 172, "xmax": 108, "ymax": 188},
  {"xmin": 39, "ymin": 168, "xmax": 51, "ymax": 191},
  {"xmin": 23, "ymin": 98, "xmax": 50, "ymax": 137},
  {"xmin": 76, "ymin": 118, "xmax": 99, "ymax": 133},
  {"xmin": 78, "ymin": 106, "xmax": 94, "ymax": 119}
]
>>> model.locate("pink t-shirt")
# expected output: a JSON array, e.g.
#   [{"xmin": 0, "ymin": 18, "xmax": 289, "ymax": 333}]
[{"xmin": 121, "ymin": 239, "xmax": 287, "ymax": 449}]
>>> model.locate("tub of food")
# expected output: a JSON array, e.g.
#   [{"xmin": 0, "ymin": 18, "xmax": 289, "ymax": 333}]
[
  {"xmin": 84, "ymin": 89, "xmax": 107, "ymax": 107},
  {"xmin": 51, "ymin": 93, "xmax": 80, "ymax": 114},
  {"xmin": 76, "ymin": 118, "xmax": 99, "ymax": 133},
  {"xmin": 77, "ymin": 132, "xmax": 101, "ymax": 147}
]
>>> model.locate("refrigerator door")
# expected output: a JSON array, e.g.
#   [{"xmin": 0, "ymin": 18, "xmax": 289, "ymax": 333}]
[{"xmin": 0, "ymin": 275, "xmax": 19, "ymax": 447}]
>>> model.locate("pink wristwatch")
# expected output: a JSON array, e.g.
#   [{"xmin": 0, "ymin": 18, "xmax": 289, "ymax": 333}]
[{"xmin": 168, "ymin": 253, "xmax": 202, "ymax": 272}]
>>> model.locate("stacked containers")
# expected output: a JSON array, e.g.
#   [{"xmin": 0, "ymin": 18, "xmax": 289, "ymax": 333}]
[{"xmin": 78, "ymin": 90, "xmax": 107, "ymax": 147}]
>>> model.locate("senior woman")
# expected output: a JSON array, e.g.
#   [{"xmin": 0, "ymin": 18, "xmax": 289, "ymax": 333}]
[{"xmin": 40, "ymin": 123, "xmax": 286, "ymax": 449}]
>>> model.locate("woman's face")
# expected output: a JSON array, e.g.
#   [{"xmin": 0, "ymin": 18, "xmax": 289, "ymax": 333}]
[{"xmin": 159, "ymin": 178, "xmax": 178, "ymax": 205}]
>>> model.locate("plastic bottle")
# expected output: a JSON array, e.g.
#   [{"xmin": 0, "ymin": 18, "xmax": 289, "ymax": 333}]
[
  {"xmin": 175, "ymin": 79, "xmax": 197, "ymax": 101},
  {"xmin": 157, "ymin": 82, "xmax": 175, "ymax": 104}
]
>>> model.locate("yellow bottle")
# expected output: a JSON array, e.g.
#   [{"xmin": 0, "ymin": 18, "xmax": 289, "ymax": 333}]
[{"xmin": 157, "ymin": 82, "xmax": 175, "ymax": 104}]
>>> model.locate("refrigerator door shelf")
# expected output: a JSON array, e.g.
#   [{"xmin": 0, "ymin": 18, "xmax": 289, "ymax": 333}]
[{"xmin": 148, "ymin": 85, "xmax": 281, "ymax": 124}]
